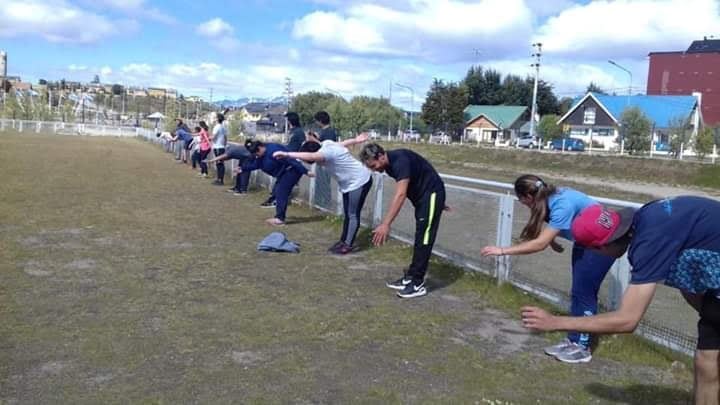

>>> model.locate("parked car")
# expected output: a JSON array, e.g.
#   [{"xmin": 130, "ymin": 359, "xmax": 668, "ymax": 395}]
[
  {"xmin": 654, "ymin": 142, "xmax": 671, "ymax": 152},
  {"xmin": 429, "ymin": 132, "xmax": 451, "ymax": 144},
  {"xmin": 516, "ymin": 134, "xmax": 541, "ymax": 148},
  {"xmin": 550, "ymin": 137, "xmax": 585, "ymax": 152}
]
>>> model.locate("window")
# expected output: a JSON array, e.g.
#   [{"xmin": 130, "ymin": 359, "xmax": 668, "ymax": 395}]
[{"xmin": 583, "ymin": 107, "xmax": 596, "ymax": 125}]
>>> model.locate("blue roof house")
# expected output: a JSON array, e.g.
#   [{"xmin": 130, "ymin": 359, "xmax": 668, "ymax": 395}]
[{"xmin": 557, "ymin": 92, "xmax": 702, "ymax": 151}]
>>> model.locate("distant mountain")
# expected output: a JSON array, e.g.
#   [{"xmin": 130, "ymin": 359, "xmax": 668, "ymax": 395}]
[{"xmin": 214, "ymin": 96, "xmax": 287, "ymax": 108}]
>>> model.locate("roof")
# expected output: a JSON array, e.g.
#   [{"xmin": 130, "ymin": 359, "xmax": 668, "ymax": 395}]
[
  {"xmin": 519, "ymin": 121, "xmax": 531, "ymax": 132},
  {"xmin": 687, "ymin": 39, "xmax": 720, "ymax": 53},
  {"xmin": 243, "ymin": 102, "xmax": 286, "ymax": 114},
  {"xmin": 560, "ymin": 93, "xmax": 698, "ymax": 128},
  {"xmin": 464, "ymin": 105, "xmax": 527, "ymax": 128}
]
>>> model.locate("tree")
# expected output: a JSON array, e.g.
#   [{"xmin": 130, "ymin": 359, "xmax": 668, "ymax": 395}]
[
  {"xmin": 558, "ymin": 97, "xmax": 574, "ymax": 116},
  {"xmin": 421, "ymin": 78, "xmax": 468, "ymax": 138},
  {"xmin": 462, "ymin": 66, "xmax": 559, "ymax": 115},
  {"xmin": 621, "ymin": 107, "xmax": 652, "ymax": 154},
  {"xmin": 694, "ymin": 127, "xmax": 715, "ymax": 160},
  {"xmin": 586, "ymin": 82, "xmax": 607, "ymax": 95},
  {"xmin": 668, "ymin": 116, "xmax": 692, "ymax": 158},
  {"xmin": 38, "ymin": 79, "xmax": 48, "ymax": 85},
  {"xmin": 92, "ymin": 74, "xmax": 100, "ymax": 84},
  {"xmin": 290, "ymin": 91, "xmax": 339, "ymax": 127},
  {"xmin": 111, "ymin": 84, "xmax": 124, "ymax": 96},
  {"xmin": 537, "ymin": 115, "xmax": 563, "ymax": 141}
]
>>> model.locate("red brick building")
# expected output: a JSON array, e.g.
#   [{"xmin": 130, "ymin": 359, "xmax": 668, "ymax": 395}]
[{"xmin": 647, "ymin": 38, "xmax": 720, "ymax": 126}]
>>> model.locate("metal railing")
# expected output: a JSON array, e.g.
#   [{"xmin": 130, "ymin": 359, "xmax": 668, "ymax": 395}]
[{"xmin": 0, "ymin": 118, "xmax": 157, "ymax": 138}]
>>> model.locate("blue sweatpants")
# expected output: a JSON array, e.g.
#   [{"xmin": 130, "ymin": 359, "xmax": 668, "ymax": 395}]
[
  {"xmin": 568, "ymin": 244, "xmax": 616, "ymax": 348},
  {"xmin": 274, "ymin": 168, "xmax": 303, "ymax": 222}
]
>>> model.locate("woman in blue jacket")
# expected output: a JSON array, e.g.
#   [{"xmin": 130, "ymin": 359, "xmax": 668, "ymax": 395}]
[{"xmin": 241, "ymin": 140, "xmax": 312, "ymax": 226}]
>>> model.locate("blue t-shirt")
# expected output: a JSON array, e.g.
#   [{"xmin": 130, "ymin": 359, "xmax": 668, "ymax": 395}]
[
  {"xmin": 176, "ymin": 128, "xmax": 193, "ymax": 142},
  {"xmin": 241, "ymin": 143, "xmax": 308, "ymax": 178},
  {"xmin": 628, "ymin": 196, "xmax": 720, "ymax": 293},
  {"xmin": 547, "ymin": 188, "xmax": 597, "ymax": 240}
]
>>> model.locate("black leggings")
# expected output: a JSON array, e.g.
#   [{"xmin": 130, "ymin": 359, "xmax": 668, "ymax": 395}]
[
  {"xmin": 199, "ymin": 149, "xmax": 211, "ymax": 174},
  {"xmin": 341, "ymin": 177, "xmax": 373, "ymax": 246},
  {"xmin": 213, "ymin": 148, "xmax": 225, "ymax": 181}
]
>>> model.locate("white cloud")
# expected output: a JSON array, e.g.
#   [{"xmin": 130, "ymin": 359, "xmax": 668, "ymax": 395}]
[
  {"xmin": 535, "ymin": 0, "xmax": 720, "ymax": 59},
  {"xmin": 100, "ymin": 66, "xmax": 113, "ymax": 77},
  {"xmin": 86, "ymin": 0, "xmax": 175, "ymax": 24},
  {"xmin": 0, "ymin": 0, "xmax": 122, "ymax": 43},
  {"xmin": 196, "ymin": 18, "xmax": 235, "ymax": 38},
  {"xmin": 122, "ymin": 63, "xmax": 154, "ymax": 77},
  {"xmin": 68, "ymin": 64, "xmax": 88, "ymax": 71},
  {"xmin": 292, "ymin": 0, "xmax": 534, "ymax": 61}
]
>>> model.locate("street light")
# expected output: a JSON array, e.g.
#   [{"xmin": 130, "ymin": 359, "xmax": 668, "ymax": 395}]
[
  {"xmin": 394, "ymin": 82, "xmax": 414, "ymax": 138},
  {"xmin": 608, "ymin": 60, "xmax": 633, "ymax": 97}
]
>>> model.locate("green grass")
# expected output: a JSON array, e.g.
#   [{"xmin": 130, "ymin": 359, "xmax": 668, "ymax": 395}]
[{"xmin": 0, "ymin": 131, "xmax": 694, "ymax": 403}]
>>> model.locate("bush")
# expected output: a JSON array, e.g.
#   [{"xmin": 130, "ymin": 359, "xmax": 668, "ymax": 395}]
[
  {"xmin": 695, "ymin": 127, "xmax": 715, "ymax": 160},
  {"xmin": 621, "ymin": 107, "xmax": 652, "ymax": 154}
]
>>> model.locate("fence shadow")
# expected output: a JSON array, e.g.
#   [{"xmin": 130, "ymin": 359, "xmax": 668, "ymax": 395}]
[
  {"xmin": 426, "ymin": 262, "xmax": 465, "ymax": 293},
  {"xmin": 284, "ymin": 215, "xmax": 326, "ymax": 225},
  {"xmin": 584, "ymin": 382, "xmax": 691, "ymax": 404}
]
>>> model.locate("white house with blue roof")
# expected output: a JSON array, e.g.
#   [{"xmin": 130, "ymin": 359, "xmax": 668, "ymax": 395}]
[{"xmin": 557, "ymin": 92, "xmax": 702, "ymax": 151}]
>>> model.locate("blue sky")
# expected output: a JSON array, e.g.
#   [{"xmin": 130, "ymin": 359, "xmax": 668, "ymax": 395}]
[{"xmin": 2, "ymin": 0, "xmax": 719, "ymax": 109}]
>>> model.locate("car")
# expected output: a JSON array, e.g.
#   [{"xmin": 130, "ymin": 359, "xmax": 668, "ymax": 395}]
[
  {"xmin": 516, "ymin": 134, "xmax": 541, "ymax": 148},
  {"xmin": 654, "ymin": 141, "xmax": 671, "ymax": 152},
  {"xmin": 550, "ymin": 137, "xmax": 585, "ymax": 152},
  {"xmin": 368, "ymin": 130, "xmax": 380, "ymax": 140},
  {"xmin": 429, "ymin": 132, "xmax": 451, "ymax": 144}
]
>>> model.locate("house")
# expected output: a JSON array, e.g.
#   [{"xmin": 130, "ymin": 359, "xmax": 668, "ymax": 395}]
[
  {"xmin": 647, "ymin": 37, "xmax": 720, "ymax": 126},
  {"xmin": 165, "ymin": 88, "xmax": 178, "ymax": 99},
  {"xmin": 255, "ymin": 113, "xmax": 286, "ymax": 133},
  {"xmin": 463, "ymin": 105, "xmax": 528, "ymax": 144},
  {"xmin": 147, "ymin": 87, "xmax": 167, "ymax": 98},
  {"xmin": 557, "ymin": 92, "xmax": 702, "ymax": 150},
  {"xmin": 128, "ymin": 87, "xmax": 148, "ymax": 97},
  {"xmin": 238, "ymin": 102, "xmax": 287, "ymax": 122},
  {"xmin": 186, "ymin": 96, "xmax": 202, "ymax": 103}
]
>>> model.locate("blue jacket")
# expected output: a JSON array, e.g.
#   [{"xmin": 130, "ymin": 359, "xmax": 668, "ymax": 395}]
[{"xmin": 241, "ymin": 143, "xmax": 308, "ymax": 177}]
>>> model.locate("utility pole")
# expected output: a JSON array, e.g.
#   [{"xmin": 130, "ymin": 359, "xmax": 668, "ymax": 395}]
[
  {"xmin": 284, "ymin": 77, "xmax": 293, "ymax": 134},
  {"xmin": 388, "ymin": 80, "xmax": 392, "ymax": 140},
  {"xmin": 394, "ymin": 83, "xmax": 414, "ymax": 138},
  {"xmin": 528, "ymin": 42, "xmax": 542, "ymax": 144},
  {"xmin": 209, "ymin": 88, "xmax": 213, "ymax": 106}
]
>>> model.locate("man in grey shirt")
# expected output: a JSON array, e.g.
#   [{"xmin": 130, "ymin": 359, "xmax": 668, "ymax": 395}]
[{"xmin": 207, "ymin": 143, "xmax": 251, "ymax": 195}]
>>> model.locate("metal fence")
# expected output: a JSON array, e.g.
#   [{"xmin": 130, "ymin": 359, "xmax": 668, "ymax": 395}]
[
  {"xmin": 3, "ymin": 123, "xmax": 695, "ymax": 356},
  {"xmin": 0, "ymin": 118, "xmax": 156, "ymax": 138}
]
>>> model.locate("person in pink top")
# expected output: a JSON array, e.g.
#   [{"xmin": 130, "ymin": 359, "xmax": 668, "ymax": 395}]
[{"xmin": 197, "ymin": 121, "xmax": 212, "ymax": 178}]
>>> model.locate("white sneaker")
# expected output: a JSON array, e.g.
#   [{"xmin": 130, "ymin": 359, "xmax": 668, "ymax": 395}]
[
  {"xmin": 554, "ymin": 343, "xmax": 592, "ymax": 364},
  {"xmin": 543, "ymin": 338, "xmax": 572, "ymax": 357}
]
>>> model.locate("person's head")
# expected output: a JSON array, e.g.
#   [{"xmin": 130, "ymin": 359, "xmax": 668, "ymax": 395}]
[
  {"xmin": 175, "ymin": 118, "xmax": 183, "ymax": 126},
  {"xmin": 285, "ymin": 112, "xmax": 301, "ymax": 128},
  {"xmin": 245, "ymin": 139, "xmax": 266, "ymax": 157},
  {"xmin": 359, "ymin": 143, "xmax": 389, "ymax": 172},
  {"xmin": 199, "ymin": 120, "xmax": 209, "ymax": 131},
  {"xmin": 194, "ymin": 126, "xmax": 201, "ymax": 132},
  {"xmin": 297, "ymin": 141, "xmax": 322, "ymax": 163},
  {"xmin": 514, "ymin": 174, "xmax": 558, "ymax": 241},
  {"xmin": 571, "ymin": 204, "xmax": 636, "ymax": 258},
  {"xmin": 216, "ymin": 112, "xmax": 225, "ymax": 124},
  {"xmin": 314, "ymin": 111, "xmax": 331, "ymax": 127}
]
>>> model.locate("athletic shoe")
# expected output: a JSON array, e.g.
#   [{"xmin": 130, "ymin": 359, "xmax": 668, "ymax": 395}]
[
  {"xmin": 212, "ymin": 179, "xmax": 224, "ymax": 186},
  {"xmin": 233, "ymin": 191, "xmax": 247, "ymax": 196},
  {"xmin": 202, "ymin": 173, "xmax": 208, "ymax": 178},
  {"xmin": 331, "ymin": 242, "xmax": 354, "ymax": 255},
  {"xmin": 227, "ymin": 188, "xmax": 239, "ymax": 193},
  {"xmin": 327, "ymin": 241, "xmax": 343, "ymax": 252},
  {"xmin": 265, "ymin": 218, "xmax": 285, "ymax": 226},
  {"xmin": 554, "ymin": 343, "xmax": 592, "ymax": 364},
  {"xmin": 543, "ymin": 338, "xmax": 573, "ymax": 357},
  {"xmin": 260, "ymin": 200, "xmax": 276, "ymax": 208},
  {"xmin": 386, "ymin": 276, "xmax": 412, "ymax": 290},
  {"xmin": 197, "ymin": 172, "xmax": 205, "ymax": 177},
  {"xmin": 397, "ymin": 280, "xmax": 427, "ymax": 298}
]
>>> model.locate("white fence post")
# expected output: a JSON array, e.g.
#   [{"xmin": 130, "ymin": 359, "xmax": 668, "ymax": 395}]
[
  {"xmin": 620, "ymin": 139, "xmax": 625, "ymax": 155},
  {"xmin": 680, "ymin": 142, "xmax": 685, "ymax": 161},
  {"xmin": 372, "ymin": 173, "xmax": 384, "ymax": 227},
  {"xmin": 18, "ymin": 121, "xmax": 23, "ymax": 132},
  {"xmin": 336, "ymin": 187, "xmax": 343, "ymax": 216},
  {"xmin": 308, "ymin": 163, "xmax": 316, "ymax": 207},
  {"xmin": 713, "ymin": 144, "xmax": 717, "ymax": 164},
  {"xmin": 495, "ymin": 193, "xmax": 514, "ymax": 284}
]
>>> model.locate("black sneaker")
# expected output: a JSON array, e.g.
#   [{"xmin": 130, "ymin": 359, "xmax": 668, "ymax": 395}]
[
  {"xmin": 327, "ymin": 241, "xmax": 343, "ymax": 252},
  {"xmin": 330, "ymin": 242, "xmax": 354, "ymax": 255},
  {"xmin": 397, "ymin": 280, "xmax": 427, "ymax": 298},
  {"xmin": 227, "ymin": 188, "xmax": 239, "ymax": 193},
  {"xmin": 212, "ymin": 179, "xmax": 224, "ymax": 186},
  {"xmin": 386, "ymin": 276, "xmax": 412, "ymax": 290},
  {"xmin": 260, "ymin": 200, "xmax": 276, "ymax": 208}
]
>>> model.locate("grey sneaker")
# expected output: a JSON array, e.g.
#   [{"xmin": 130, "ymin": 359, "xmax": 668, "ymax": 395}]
[
  {"xmin": 543, "ymin": 338, "xmax": 572, "ymax": 357},
  {"xmin": 555, "ymin": 343, "xmax": 592, "ymax": 364}
]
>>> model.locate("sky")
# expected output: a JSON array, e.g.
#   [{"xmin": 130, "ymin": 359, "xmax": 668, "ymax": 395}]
[{"xmin": 1, "ymin": 0, "xmax": 719, "ymax": 110}]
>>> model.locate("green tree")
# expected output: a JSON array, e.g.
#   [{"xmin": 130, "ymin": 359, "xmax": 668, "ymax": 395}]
[
  {"xmin": 621, "ymin": 107, "xmax": 652, "ymax": 154},
  {"xmin": 2, "ymin": 91, "xmax": 22, "ymax": 119},
  {"xmin": 668, "ymin": 116, "xmax": 692, "ymax": 159},
  {"xmin": 586, "ymin": 82, "xmax": 607, "ymax": 95},
  {"xmin": 694, "ymin": 127, "xmax": 715, "ymax": 160},
  {"xmin": 291, "ymin": 91, "xmax": 339, "ymax": 127},
  {"xmin": 558, "ymin": 97, "xmax": 574, "ymax": 115},
  {"xmin": 164, "ymin": 99, "xmax": 178, "ymax": 132},
  {"xmin": 111, "ymin": 84, "xmax": 124, "ymax": 96},
  {"xmin": 537, "ymin": 115, "xmax": 563, "ymax": 141},
  {"xmin": 92, "ymin": 75, "xmax": 100, "ymax": 84}
]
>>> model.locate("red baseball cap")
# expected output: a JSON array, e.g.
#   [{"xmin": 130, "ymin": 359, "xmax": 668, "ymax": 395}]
[{"xmin": 571, "ymin": 205, "xmax": 636, "ymax": 247}]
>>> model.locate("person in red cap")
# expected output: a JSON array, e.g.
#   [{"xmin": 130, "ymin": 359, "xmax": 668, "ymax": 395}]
[
  {"xmin": 481, "ymin": 174, "xmax": 616, "ymax": 363},
  {"xmin": 522, "ymin": 196, "xmax": 720, "ymax": 404}
]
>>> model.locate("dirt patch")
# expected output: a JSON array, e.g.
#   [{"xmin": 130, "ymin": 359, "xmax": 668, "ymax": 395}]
[
  {"xmin": 452, "ymin": 309, "xmax": 533, "ymax": 357},
  {"xmin": 21, "ymin": 261, "xmax": 52, "ymax": 277},
  {"xmin": 64, "ymin": 259, "xmax": 96, "ymax": 270},
  {"xmin": 231, "ymin": 351, "xmax": 265, "ymax": 367}
]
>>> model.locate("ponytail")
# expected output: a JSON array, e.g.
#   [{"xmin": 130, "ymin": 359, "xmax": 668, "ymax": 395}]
[
  {"xmin": 514, "ymin": 174, "xmax": 558, "ymax": 241},
  {"xmin": 245, "ymin": 139, "xmax": 264, "ymax": 154}
]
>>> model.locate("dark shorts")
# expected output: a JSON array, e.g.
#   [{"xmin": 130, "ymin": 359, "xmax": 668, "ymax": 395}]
[
  {"xmin": 697, "ymin": 292, "xmax": 720, "ymax": 350},
  {"xmin": 184, "ymin": 140, "xmax": 193, "ymax": 150}
]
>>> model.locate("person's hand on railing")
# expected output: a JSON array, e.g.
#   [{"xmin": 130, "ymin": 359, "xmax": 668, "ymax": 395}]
[
  {"xmin": 480, "ymin": 246, "xmax": 505, "ymax": 256},
  {"xmin": 372, "ymin": 223, "xmax": 391, "ymax": 246}
]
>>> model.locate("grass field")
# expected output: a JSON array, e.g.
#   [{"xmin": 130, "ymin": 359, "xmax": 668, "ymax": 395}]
[{"xmin": 0, "ymin": 132, "xmax": 695, "ymax": 403}]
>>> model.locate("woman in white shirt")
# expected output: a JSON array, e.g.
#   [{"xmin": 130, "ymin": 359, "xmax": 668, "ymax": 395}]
[{"xmin": 210, "ymin": 110, "xmax": 229, "ymax": 185}]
